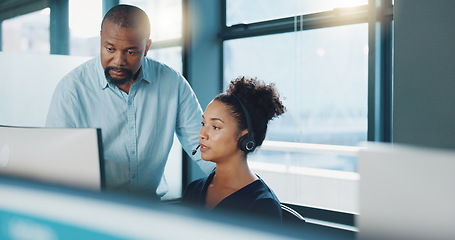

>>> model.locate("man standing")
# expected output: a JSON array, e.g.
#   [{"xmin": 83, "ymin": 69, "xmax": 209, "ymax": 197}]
[{"xmin": 46, "ymin": 4, "xmax": 210, "ymax": 199}]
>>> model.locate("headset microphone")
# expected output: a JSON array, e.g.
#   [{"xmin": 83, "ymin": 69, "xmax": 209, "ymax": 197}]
[{"xmin": 192, "ymin": 145, "xmax": 200, "ymax": 155}]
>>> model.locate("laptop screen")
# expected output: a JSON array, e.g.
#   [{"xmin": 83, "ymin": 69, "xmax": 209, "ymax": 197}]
[{"xmin": 0, "ymin": 125, "xmax": 104, "ymax": 191}]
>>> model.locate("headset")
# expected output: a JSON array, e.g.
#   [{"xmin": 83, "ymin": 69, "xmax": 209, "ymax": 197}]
[{"xmin": 232, "ymin": 94, "xmax": 257, "ymax": 152}]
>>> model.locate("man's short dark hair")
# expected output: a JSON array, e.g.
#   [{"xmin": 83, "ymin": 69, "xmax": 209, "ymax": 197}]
[{"xmin": 101, "ymin": 4, "xmax": 151, "ymax": 40}]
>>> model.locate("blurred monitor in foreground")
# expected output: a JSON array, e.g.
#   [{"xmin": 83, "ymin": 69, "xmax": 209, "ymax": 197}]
[
  {"xmin": 0, "ymin": 125, "xmax": 104, "ymax": 190},
  {"xmin": 357, "ymin": 142, "xmax": 455, "ymax": 240},
  {"xmin": 0, "ymin": 123, "xmax": 354, "ymax": 239},
  {"xmin": 0, "ymin": 177, "xmax": 351, "ymax": 240}
]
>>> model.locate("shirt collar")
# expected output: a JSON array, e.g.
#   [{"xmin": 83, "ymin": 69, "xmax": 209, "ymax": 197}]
[{"xmin": 139, "ymin": 57, "xmax": 153, "ymax": 84}]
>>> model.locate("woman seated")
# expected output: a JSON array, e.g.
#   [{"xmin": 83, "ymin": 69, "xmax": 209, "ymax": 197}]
[{"xmin": 182, "ymin": 76, "xmax": 286, "ymax": 221}]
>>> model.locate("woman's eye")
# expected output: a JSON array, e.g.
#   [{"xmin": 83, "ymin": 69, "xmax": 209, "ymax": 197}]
[
  {"xmin": 213, "ymin": 126, "xmax": 219, "ymax": 130},
  {"xmin": 201, "ymin": 122, "xmax": 206, "ymax": 126}
]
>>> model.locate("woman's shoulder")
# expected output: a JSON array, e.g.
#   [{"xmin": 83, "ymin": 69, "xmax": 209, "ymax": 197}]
[
  {"xmin": 248, "ymin": 178, "xmax": 282, "ymax": 214},
  {"xmin": 182, "ymin": 171, "xmax": 215, "ymax": 202},
  {"xmin": 186, "ymin": 177, "xmax": 207, "ymax": 191},
  {"xmin": 247, "ymin": 177, "xmax": 280, "ymax": 201}
]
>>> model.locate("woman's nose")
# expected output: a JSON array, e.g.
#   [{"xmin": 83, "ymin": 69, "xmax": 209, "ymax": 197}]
[{"xmin": 199, "ymin": 128, "xmax": 207, "ymax": 140}]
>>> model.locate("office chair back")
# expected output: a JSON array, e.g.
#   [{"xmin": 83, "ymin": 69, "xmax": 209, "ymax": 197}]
[{"xmin": 281, "ymin": 204, "xmax": 305, "ymax": 223}]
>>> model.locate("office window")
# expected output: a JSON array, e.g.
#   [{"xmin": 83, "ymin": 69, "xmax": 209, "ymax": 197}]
[
  {"xmin": 220, "ymin": 0, "xmax": 396, "ymax": 215},
  {"xmin": 121, "ymin": 0, "xmax": 182, "ymax": 41},
  {"xmin": 1, "ymin": 8, "xmax": 50, "ymax": 54},
  {"xmin": 148, "ymin": 46, "xmax": 182, "ymax": 73},
  {"xmin": 69, "ymin": 0, "xmax": 102, "ymax": 56},
  {"xmin": 223, "ymin": 5, "xmax": 369, "ymax": 172},
  {"xmin": 224, "ymin": 23, "xmax": 368, "ymax": 172},
  {"xmin": 227, "ymin": 0, "xmax": 368, "ymax": 26}
]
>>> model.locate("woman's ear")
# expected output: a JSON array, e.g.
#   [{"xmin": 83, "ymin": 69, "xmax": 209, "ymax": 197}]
[{"xmin": 238, "ymin": 129, "xmax": 249, "ymax": 139}]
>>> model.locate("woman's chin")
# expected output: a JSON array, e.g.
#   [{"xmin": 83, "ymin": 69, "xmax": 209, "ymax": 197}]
[
  {"xmin": 201, "ymin": 155, "xmax": 216, "ymax": 163},
  {"xmin": 202, "ymin": 157, "xmax": 213, "ymax": 162}
]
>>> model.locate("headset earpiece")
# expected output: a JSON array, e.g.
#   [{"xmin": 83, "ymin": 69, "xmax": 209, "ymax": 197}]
[
  {"xmin": 232, "ymin": 95, "xmax": 256, "ymax": 152},
  {"xmin": 238, "ymin": 133, "xmax": 256, "ymax": 152}
]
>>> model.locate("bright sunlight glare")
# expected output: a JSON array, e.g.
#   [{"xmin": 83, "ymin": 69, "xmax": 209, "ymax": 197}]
[
  {"xmin": 334, "ymin": 0, "xmax": 368, "ymax": 8},
  {"xmin": 69, "ymin": 0, "xmax": 102, "ymax": 38}
]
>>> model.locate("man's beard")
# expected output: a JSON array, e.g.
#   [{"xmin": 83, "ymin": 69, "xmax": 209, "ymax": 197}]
[{"xmin": 104, "ymin": 66, "xmax": 134, "ymax": 86}]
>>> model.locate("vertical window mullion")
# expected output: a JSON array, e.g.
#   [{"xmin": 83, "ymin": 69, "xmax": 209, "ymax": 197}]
[
  {"xmin": 49, "ymin": 0, "xmax": 69, "ymax": 55},
  {"xmin": 367, "ymin": 0, "xmax": 393, "ymax": 142}
]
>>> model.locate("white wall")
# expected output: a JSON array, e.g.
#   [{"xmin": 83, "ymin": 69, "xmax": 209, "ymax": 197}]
[{"xmin": 0, "ymin": 52, "xmax": 90, "ymax": 127}]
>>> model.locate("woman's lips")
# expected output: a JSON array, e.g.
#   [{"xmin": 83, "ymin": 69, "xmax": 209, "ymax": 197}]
[{"xmin": 199, "ymin": 143, "xmax": 209, "ymax": 152}]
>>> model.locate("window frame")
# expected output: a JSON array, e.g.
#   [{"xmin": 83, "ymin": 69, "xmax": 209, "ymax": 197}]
[
  {"xmin": 220, "ymin": 0, "xmax": 393, "ymax": 142},
  {"xmin": 216, "ymin": 0, "xmax": 394, "ymax": 227}
]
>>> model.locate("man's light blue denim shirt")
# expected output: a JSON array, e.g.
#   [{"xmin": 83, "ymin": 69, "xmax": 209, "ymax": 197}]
[{"xmin": 46, "ymin": 56, "xmax": 208, "ymax": 198}]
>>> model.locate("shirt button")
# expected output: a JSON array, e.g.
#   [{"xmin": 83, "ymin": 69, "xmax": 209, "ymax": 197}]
[{"xmin": 131, "ymin": 151, "xmax": 135, "ymax": 155}]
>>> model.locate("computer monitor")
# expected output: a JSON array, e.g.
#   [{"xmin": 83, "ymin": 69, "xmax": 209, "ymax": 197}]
[
  {"xmin": 357, "ymin": 142, "xmax": 455, "ymax": 240},
  {"xmin": 0, "ymin": 125, "xmax": 104, "ymax": 190}
]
